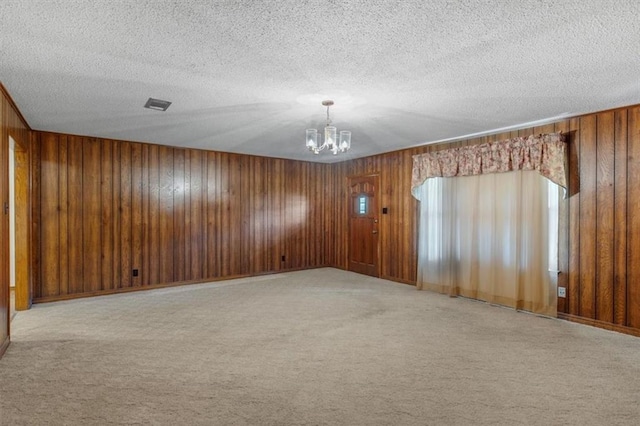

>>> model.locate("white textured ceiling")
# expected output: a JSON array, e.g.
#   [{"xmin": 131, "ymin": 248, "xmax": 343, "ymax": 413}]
[{"xmin": 1, "ymin": 1, "xmax": 639, "ymax": 163}]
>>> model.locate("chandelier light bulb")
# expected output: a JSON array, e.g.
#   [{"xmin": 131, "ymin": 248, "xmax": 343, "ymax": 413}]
[{"xmin": 306, "ymin": 129, "xmax": 318, "ymax": 150}]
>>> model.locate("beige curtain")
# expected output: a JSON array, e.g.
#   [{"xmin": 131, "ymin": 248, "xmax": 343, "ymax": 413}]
[{"xmin": 416, "ymin": 170, "xmax": 558, "ymax": 316}]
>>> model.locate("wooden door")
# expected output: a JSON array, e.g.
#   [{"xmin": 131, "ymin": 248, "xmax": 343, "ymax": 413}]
[{"xmin": 348, "ymin": 174, "xmax": 379, "ymax": 277}]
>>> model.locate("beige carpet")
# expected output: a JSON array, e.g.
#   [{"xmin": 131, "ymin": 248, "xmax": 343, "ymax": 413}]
[{"xmin": 1, "ymin": 268, "xmax": 639, "ymax": 425}]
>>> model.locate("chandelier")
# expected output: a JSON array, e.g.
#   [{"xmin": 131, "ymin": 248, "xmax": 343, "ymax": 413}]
[{"xmin": 306, "ymin": 100, "xmax": 351, "ymax": 155}]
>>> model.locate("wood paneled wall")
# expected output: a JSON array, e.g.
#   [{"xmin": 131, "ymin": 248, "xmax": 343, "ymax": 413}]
[
  {"xmin": 563, "ymin": 106, "xmax": 640, "ymax": 333},
  {"xmin": 32, "ymin": 132, "xmax": 331, "ymax": 301},
  {"xmin": 1, "ymin": 84, "xmax": 31, "ymax": 357},
  {"xmin": 329, "ymin": 105, "xmax": 640, "ymax": 334}
]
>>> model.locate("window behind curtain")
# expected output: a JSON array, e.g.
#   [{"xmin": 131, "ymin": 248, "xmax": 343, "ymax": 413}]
[{"xmin": 416, "ymin": 170, "xmax": 559, "ymax": 316}]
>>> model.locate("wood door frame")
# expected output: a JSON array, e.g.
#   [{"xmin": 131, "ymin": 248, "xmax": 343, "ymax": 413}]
[
  {"xmin": 346, "ymin": 173, "xmax": 381, "ymax": 277},
  {"xmin": 1, "ymin": 114, "xmax": 8, "ymax": 358},
  {"xmin": 1, "ymin": 84, "xmax": 33, "ymax": 360},
  {"xmin": 12, "ymin": 135, "xmax": 31, "ymax": 310}
]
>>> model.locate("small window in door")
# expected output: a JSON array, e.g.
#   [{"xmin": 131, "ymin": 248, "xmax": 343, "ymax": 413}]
[{"xmin": 358, "ymin": 196, "xmax": 367, "ymax": 215}]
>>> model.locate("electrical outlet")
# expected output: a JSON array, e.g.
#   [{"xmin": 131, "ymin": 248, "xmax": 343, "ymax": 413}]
[
  {"xmin": 558, "ymin": 287, "xmax": 566, "ymax": 298},
  {"xmin": 281, "ymin": 255, "xmax": 286, "ymax": 262},
  {"xmin": 132, "ymin": 269, "xmax": 139, "ymax": 277}
]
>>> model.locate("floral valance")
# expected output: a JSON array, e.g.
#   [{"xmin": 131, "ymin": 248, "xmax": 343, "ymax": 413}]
[{"xmin": 411, "ymin": 132, "xmax": 567, "ymax": 199}]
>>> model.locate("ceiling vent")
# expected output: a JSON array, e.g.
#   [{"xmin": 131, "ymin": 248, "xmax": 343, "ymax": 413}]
[{"xmin": 144, "ymin": 97, "xmax": 172, "ymax": 111}]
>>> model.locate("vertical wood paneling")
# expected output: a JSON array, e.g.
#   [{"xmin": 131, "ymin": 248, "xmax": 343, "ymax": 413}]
[
  {"xmin": 131, "ymin": 143, "xmax": 143, "ymax": 287},
  {"xmin": 200, "ymin": 152, "xmax": 209, "ymax": 279},
  {"xmin": 253, "ymin": 157, "xmax": 264, "ymax": 273},
  {"xmin": 301, "ymin": 162, "xmax": 309, "ymax": 268},
  {"xmin": 206, "ymin": 152, "xmax": 218, "ymax": 277},
  {"xmin": 159, "ymin": 146, "xmax": 174, "ymax": 284},
  {"xmin": 534, "ymin": 124, "xmax": 556, "ymax": 135},
  {"xmin": 67, "ymin": 136, "xmax": 83, "ymax": 294},
  {"xmin": 309, "ymin": 163, "xmax": 317, "ymax": 267},
  {"xmin": 286, "ymin": 160, "xmax": 294, "ymax": 268},
  {"xmin": 57, "ymin": 136, "xmax": 69, "ymax": 296},
  {"xmin": 595, "ymin": 112, "xmax": 615, "ymax": 322},
  {"xmin": 613, "ymin": 110, "xmax": 628, "ymax": 325},
  {"xmin": 216, "ymin": 152, "xmax": 225, "ymax": 276},
  {"xmin": 119, "ymin": 142, "xmax": 132, "ymax": 288},
  {"xmin": 241, "ymin": 155, "xmax": 252, "ymax": 273},
  {"xmin": 219, "ymin": 154, "xmax": 231, "ymax": 277},
  {"xmin": 183, "ymin": 148, "xmax": 192, "ymax": 280},
  {"xmin": 271, "ymin": 159, "xmax": 283, "ymax": 271},
  {"xmin": 321, "ymin": 164, "xmax": 330, "ymax": 266},
  {"xmin": 13, "ymin": 141, "xmax": 30, "ymax": 309},
  {"xmin": 228, "ymin": 155, "xmax": 241, "ymax": 275},
  {"xmin": 627, "ymin": 106, "xmax": 640, "ymax": 328},
  {"xmin": 100, "ymin": 139, "xmax": 114, "ymax": 291},
  {"xmin": 30, "ymin": 131, "xmax": 41, "ymax": 302},
  {"xmin": 141, "ymin": 144, "xmax": 150, "ymax": 286},
  {"xmin": 39, "ymin": 133, "xmax": 60, "ymax": 297},
  {"xmin": 82, "ymin": 138, "xmax": 101, "ymax": 292},
  {"xmin": 264, "ymin": 159, "xmax": 273, "ymax": 271},
  {"xmin": 401, "ymin": 151, "xmax": 414, "ymax": 281},
  {"xmin": 148, "ymin": 144, "xmax": 160, "ymax": 285},
  {"xmin": 567, "ymin": 118, "xmax": 581, "ymax": 315},
  {"xmin": 173, "ymin": 149, "xmax": 186, "ymax": 282},
  {"xmin": 188, "ymin": 150, "xmax": 203, "ymax": 280},
  {"xmin": 579, "ymin": 115, "xmax": 597, "ymax": 318},
  {"xmin": 293, "ymin": 160, "xmax": 300, "ymax": 267},
  {"xmin": 112, "ymin": 141, "xmax": 121, "ymax": 290},
  {"xmin": 381, "ymin": 155, "xmax": 395, "ymax": 279},
  {"xmin": 314, "ymin": 163, "xmax": 323, "ymax": 266}
]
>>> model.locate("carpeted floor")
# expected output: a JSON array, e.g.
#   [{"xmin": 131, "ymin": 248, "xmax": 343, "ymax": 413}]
[{"xmin": 1, "ymin": 268, "xmax": 639, "ymax": 425}]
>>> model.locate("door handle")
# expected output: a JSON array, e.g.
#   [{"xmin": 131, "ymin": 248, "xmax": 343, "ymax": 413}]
[{"xmin": 372, "ymin": 230, "xmax": 378, "ymax": 234}]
